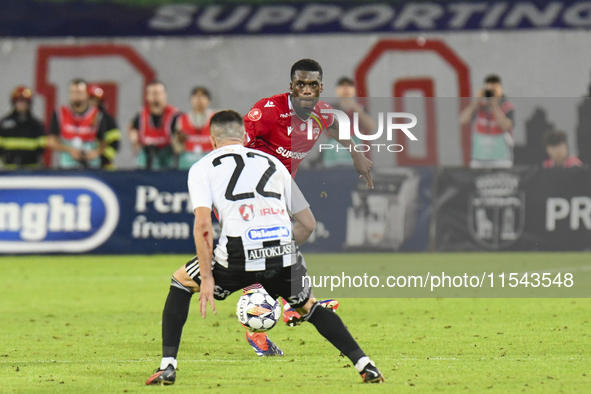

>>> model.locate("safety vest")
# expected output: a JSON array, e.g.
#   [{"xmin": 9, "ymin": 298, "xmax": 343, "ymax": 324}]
[
  {"xmin": 177, "ymin": 112, "xmax": 213, "ymax": 153},
  {"xmin": 474, "ymin": 100, "xmax": 514, "ymax": 136},
  {"xmin": 138, "ymin": 105, "xmax": 178, "ymax": 148},
  {"xmin": 58, "ymin": 106, "xmax": 99, "ymax": 142},
  {"xmin": 472, "ymin": 99, "xmax": 514, "ymax": 162}
]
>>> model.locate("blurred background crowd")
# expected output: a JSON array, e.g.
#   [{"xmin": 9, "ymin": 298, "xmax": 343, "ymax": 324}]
[{"xmin": 2, "ymin": 73, "xmax": 590, "ymax": 171}]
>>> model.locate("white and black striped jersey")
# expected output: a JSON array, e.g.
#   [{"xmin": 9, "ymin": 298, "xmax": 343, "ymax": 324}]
[{"xmin": 188, "ymin": 144, "xmax": 308, "ymax": 271}]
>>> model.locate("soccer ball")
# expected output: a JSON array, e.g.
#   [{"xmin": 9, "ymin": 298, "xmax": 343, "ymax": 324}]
[{"xmin": 236, "ymin": 289, "xmax": 281, "ymax": 332}]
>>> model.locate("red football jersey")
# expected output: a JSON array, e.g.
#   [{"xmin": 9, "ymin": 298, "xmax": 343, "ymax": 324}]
[{"xmin": 244, "ymin": 92, "xmax": 335, "ymax": 176}]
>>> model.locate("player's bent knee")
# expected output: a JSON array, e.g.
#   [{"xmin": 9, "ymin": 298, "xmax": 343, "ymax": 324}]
[{"xmin": 173, "ymin": 266, "xmax": 200, "ymax": 293}]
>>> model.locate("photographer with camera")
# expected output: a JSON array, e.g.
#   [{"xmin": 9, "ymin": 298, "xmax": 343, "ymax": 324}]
[{"xmin": 460, "ymin": 74, "xmax": 515, "ymax": 168}]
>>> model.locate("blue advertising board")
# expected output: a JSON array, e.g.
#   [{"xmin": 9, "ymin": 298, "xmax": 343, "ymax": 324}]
[
  {"xmin": 2, "ymin": 1, "xmax": 591, "ymax": 37},
  {"xmin": 0, "ymin": 168, "xmax": 433, "ymax": 254}
]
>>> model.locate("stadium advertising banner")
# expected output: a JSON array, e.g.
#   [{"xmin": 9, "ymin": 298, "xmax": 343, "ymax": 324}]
[
  {"xmin": 0, "ymin": 168, "xmax": 432, "ymax": 254},
  {"xmin": 297, "ymin": 167, "xmax": 433, "ymax": 253},
  {"xmin": 0, "ymin": 171, "xmax": 194, "ymax": 254},
  {"xmin": 2, "ymin": 168, "xmax": 590, "ymax": 254},
  {"xmin": 2, "ymin": 0, "xmax": 591, "ymax": 37},
  {"xmin": 434, "ymin": 167, "xmax": 591, "ymax": 251}
]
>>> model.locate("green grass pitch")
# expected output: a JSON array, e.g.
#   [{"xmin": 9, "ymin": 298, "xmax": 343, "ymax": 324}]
[{"xmin": 1, "ymin": 254, "xmax": 590, "ymax": 393}]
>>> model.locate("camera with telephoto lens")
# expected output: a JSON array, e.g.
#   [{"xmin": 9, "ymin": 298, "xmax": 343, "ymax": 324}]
[{"xmin": 485, "ymin": 89, "xmax": 494, "ymax": 98}]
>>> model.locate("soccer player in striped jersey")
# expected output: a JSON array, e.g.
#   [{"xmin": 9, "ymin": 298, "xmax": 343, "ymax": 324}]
[{"xmin": 145, "ymin": 110, "xmax": 384, "ymax": 385}]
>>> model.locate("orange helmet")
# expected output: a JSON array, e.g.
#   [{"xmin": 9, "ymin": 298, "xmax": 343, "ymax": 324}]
[
  {"xmin": 87, "ymin": 84, "xmax": 104, "ymax": 102},
  {"xmin": 11, "ymin": 86, "xmax": 33, "ymax": 103}
]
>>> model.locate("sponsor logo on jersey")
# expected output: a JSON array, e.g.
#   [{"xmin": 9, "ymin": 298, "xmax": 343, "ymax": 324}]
[
  {"xmin": 287, "ymin": 126, "xmax": 293, "ymax": 136},
  {"xmin": 247, "ymin": 242, "xmax": 295, "ymax": 260},
  {"xmin": 0, "ymin": 177, "xmax": 119, "ymax": 253},
  {"xmin": 247, "ymin": 108, "xmax": 262, "ymax": 121},
  {"xmin": 279, "ymin": 110, "xmax": 296, "ymax": 119},
  {"xmin": 264, "ymin": 101, "xmax": 275, "ymax": 108},
  {"xmin": 247, "ymin": 225, "xmax": 291, "ymax": 241},
  {"xmin": 276, "ymin": 147, "xmax": 308, "ymax": 160},
  {"xmin": 239, "ymin": 204, "xmax": 255, "ymax": 221},
  {"xmin": 260, "ymin": 207, "xmax": 285, "ymax": 216}
]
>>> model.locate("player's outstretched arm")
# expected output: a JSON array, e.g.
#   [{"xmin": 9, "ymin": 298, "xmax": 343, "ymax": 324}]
[
  {"xmin": 292, "ymin": 207, "xmax": 315, "ymax": 245},
  {"xmin": 327, "ymin": 120, "xmax": 374, "ymax": 189},
  {"xmin": 193, "ymin": 207, "xmax": 216, "ymax": 318}
]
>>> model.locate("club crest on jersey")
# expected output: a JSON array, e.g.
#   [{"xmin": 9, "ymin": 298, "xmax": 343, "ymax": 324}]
[
  {"xmin": 247, "ymin": 108, "xmax": 262, "ymax": 122},
  {"xmin": 239, "ymin": 204, "xmax": 255, "ymax": 221},
  {"xmin": 247, "ymin": 226, "xmax": 291, "ymax": 241},
  {"xmin": 305, "ymin": 109, "xmax": 330, "ymax": 131}
]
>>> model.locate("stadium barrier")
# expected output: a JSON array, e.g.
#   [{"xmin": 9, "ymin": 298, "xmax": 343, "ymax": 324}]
[{"xmin": 0, "ymin": 166, "xmax": 589, "ymax": 254}]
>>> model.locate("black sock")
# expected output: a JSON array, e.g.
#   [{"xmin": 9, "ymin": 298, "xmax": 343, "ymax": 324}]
[
  {"xmin": 162, "ymin": 286, "xmax": 193, "ymax": 358},
  {"xmin": 306, "ymin": 303, "xmax": 366, "ymax": 365}
]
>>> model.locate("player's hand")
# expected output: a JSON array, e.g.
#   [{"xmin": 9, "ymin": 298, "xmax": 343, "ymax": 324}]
[
  {"xmin": 199, "ymin": 275, "xmax": 217, "ymax": 318},
  {"xmin": 353, "ymin": 153, "xmax": 374, "ymax": 189}
]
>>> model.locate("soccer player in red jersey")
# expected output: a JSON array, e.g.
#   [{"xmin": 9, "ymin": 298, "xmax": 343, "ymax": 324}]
[
  {"xmin": 241, "ymin": 59, "xmax": 374, "ymax": 356},
  {"xmin": 244, "ymin": 59, "xmax": 373, "ymax": 180}
]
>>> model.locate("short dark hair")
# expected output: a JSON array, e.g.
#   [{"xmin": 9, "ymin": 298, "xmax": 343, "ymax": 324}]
[
  {"xmin": 543, "ymin": 129, "xmax": 567, "ymax": 147},
  {"xmin": 337, "ymin": 76, "xmax": 355, "ymax": 86},
  {"xmin": 290, "ymin": 59, "xmax": 323, "ymax": 81},
  {"xmin": 210, "ymin": 110, "xmax": 243, "ymax": 128},
  {"xmin": 147, "ymin": 80, "xmax": 166, "ymax": 90},
  {"xmin": 191, "ymin": 86, "xmax": 211, "ymax": 99},
  {"xmin": 484, "ymin": 74, "xmax": 501, "ymax": 84},
  {"xmin": 69, "ymin": 78, "xmax": 87, "ymax": 87}
]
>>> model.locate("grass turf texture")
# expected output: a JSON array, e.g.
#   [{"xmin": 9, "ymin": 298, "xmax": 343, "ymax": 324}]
[{"xmin": 1, "ymin": 254, "xmax": 589, "ymax": 393}]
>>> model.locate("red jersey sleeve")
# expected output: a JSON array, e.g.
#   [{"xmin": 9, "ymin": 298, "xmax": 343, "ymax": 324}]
[{"xmin": 243, "ymin": 99, "xmax": 279, "ymax": 145}]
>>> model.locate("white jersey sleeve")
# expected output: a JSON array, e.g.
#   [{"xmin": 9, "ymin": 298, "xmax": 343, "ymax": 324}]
[
  {"xmin": 188, "ymin": 161, "xmax": 213, "ymax": 210},
  {"xmin": 288, "ymin": 178, "xmax": 309, "ymax": 215}
]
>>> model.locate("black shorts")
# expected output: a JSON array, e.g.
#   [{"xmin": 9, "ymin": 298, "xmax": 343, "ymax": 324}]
[{"xmin": 184, "ymin": 250, "xmax": 311, "ymax": 309}]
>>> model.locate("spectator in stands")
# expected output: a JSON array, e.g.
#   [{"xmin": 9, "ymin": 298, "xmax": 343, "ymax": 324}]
[
  {"xmin": 129, "ymin": 81, "xmax": 179, "ymax": 170},
  {"xmin": 173, "ymin": 87, "xmax": 215, "ymax": 170},
  {"xmin": 48, "ymin": 78, "xmax": 109, "ymax": 169},
  {"xmin": 88, "ymin": 84, "xmax": 121, "ymax": 170},
  {"xmin": 460, "ymin": 74, "xmax": 515, "ymax": 168},
  {"xmin": 321, "ymin": 77, "xmax": 375, "ymax": 167},
  {"xmin": 542, "ymin": 129, "xmax": 583, "ymax": 168},
  {"xmin": 0, "ymin": 86, "xmax": 46, "ymax": 169}
]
